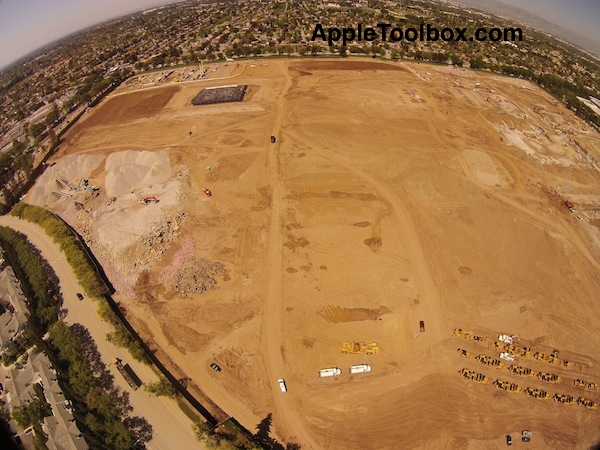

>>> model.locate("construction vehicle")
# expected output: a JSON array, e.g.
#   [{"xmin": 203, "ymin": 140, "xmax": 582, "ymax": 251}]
[
  {"xmin": 537, "ymin": 372, "xmax": 562, "ymax": 383},
  {"xmin": 564, "ymin": 198, "xmax": 575, "ymax": 211},
  {"xmin": 534, "ymin": 352, "xmax": 559, "ymax": 365},
  {"xmin": 454, "ymin": 328, "xmax": 474, "ymax": 341},
  {"xmin": 476, "ymin": 354, "xmax": 504, "ymax": 369},
  {"xmin": 577, "ymin": 397, "xmax": 598, "ymax": 409},
  {"xmin": 494, "ymin": 379, "xmax": 522, "ymax": 393},
  {"xmin": 202, "ymin": 188, "xmax": 212, "ymax": 197},
  {"xmin": 506, "ymin": 344, "xmax": 531, "ymax": 358},
  {"xmin": 140, "ymin": 196, "xmax": 159, "ymax": 204},
  {"xmin": 458, "ymin": 368, "xmax": 490, "ymax": 384},
  {"xmin": 553, "ymin": 393, "xmax": 575, "ymax": 405},
  {"xmin": 524, "ymin": 387, "xmax": 550, "ymax": 400},
  {"xmin": 319, "ymin": 367, "xmax": 342, "ymax": 378},
  {"xmin": 113, "ymin": 358, "xmax": 142, "ymax": 390},
  {"xmin": 339, "ymin": 342, "xmax": 381, "ymax": 355},
  {"xmin": 350, "ymin": 364, "xmax": 372, "ymax": 374},
  {"xmin": 490, "ymin": 341, "xmax": 507, "ymax": 352},
  {"xmin": 522, "ymin": 430, "xmax": 532, "ymax": 443},
  {"xmin": 509, "ymin": 365, "xmax": 535, "ymax": 377},
  {"xmin": 457, "ymin": 348, "xmax": 471, "ymax": 358},
  {"xmin": 574, "ymin": 379, "xmax": 598, "ymax": 391}
]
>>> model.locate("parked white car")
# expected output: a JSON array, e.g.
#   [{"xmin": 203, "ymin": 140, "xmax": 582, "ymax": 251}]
[{"xmin": 278, "ymin": 378, "xmax": 287, "ymax": 393}]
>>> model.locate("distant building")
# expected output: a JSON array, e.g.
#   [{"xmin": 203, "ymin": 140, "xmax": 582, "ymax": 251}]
[
  {"xmin": 4, "ymin": 352, "xmax": 89, "ymax": 450},
  {"xmin": 0, "ymin": 266, "xmax": 29, "ymax": 355}
]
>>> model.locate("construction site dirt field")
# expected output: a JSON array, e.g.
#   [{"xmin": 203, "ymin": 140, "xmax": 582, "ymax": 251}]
[{"xmin": 32, "ymin": 59, "xmax": 600, "ymax": 449}]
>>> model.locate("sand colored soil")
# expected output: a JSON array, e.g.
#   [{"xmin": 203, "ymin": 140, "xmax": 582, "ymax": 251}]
[{"xmin": 34, "ymin": 59, "xmax": 600, "ymax": 449}]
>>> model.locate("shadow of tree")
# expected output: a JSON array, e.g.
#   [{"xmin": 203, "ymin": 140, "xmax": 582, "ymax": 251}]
[
  {"xmin": 254, "ymin": 413, "xmax": 301, "ymax": 450},
  {"xmin": 71, "ymin": 323, "xmax": 115, "ymax": 390},
  {"xmin": 125, "ymin": 416, "xmax": 153, "ymax": 447}
]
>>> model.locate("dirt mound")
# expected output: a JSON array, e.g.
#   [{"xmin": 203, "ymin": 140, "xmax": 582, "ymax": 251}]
[{"xmin": 105, "ymin": 150, "xmax": 172, "ymax": 196}]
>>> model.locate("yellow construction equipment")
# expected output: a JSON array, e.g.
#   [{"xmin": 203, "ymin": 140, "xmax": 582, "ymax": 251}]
[
  {"xmin": 524, "ymin": 387, "xmax": 550, "ymax": 400},
  {"xmin": 494, "ymin": 379, "xmax": 522, "ymax": 393},
  {"xmin": 553, "ymin": 393, "xmax": 575, "ymax": 405},
  {"xmin": 577, "ymin": 397, "xmax": 598, "ymax": 410},
  {"xmin": 458, "ymin": 368, "xmax": 490, "ymax": 384},
  {"xmin": 475, "ymin": 354, "xmax": 504, "ymax": 369},
  {"xmin": 509, "ymin": 365, "xmax": 535, "ymax": 377},
  {"xmin": 339, "ymin": 342, "xmax": 381, "ymax": 355},
  {"xmin": 537, "ymin": 372, "xmax": 562, "ymax": 383},
  {"xmin": 489, "ymin": 341, "xmax": 507, "ymax": 352},
  {"xmin": 534, "ymin": 352, "xmax": 559, "ymax": 365},
  {"xmin": 456, "ymin": 348, "xmax": 472, "ymax": 358},
  {"xmin": 454, "ymin": 328, "xmax": 474, "ymax": 341}
]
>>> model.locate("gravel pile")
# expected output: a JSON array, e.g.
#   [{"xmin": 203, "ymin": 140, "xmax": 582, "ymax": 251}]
[{"xmin": 173, "ymin": 257, "xmax": 228, "ymax": 298}]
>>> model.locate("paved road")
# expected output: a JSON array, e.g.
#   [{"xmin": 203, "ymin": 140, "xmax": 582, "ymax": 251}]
[{"xmin": 0, "ymin": 215, "xmax": 203, "ymax": 450}]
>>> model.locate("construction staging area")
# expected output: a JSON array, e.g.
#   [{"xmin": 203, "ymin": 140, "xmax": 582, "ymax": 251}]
[{"xmin": 25, "ymin": 59, "xmax": 600, "ymax": 448}]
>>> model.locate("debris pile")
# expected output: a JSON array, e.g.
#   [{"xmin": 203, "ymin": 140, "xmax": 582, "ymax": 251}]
[
  {"xmin": 173, "ymin": 257, "xmax": 228, "ymax": 298},
  {"xmin": 134, "ymin": 210, "xmax": 187, "ymax": 268}
]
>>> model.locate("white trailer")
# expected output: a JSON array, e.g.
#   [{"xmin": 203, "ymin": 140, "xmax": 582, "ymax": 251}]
[
  {"xmin": 350, "ymin": 364, "xmax": 372, "ymax": 374},
  {"xmin": 319, "ymin": 367, "xmax": 342, "ymax": 378},
  {"xmin": 498, "ymin": 334, "xmax": 514, "ymax": 344}
]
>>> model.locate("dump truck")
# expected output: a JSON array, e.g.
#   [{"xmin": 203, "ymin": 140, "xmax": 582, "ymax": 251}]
[
  {"xmin": 113, "ymin": 358, "xmax": 142, "ymax": 390},
  {"xmin": 339, "ymin": 342, "xmax": 381, "ymax": 355}
]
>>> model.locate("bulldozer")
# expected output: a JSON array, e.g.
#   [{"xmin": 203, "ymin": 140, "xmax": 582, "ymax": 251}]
[
  {"xmin": 457, "ymin": 348, "xmax": 471, "ymax": 358},
  {"xmin": 494, "ymin": 379, "xmax": 522, "ymax": 393},
  {"xmin": 553, "ymin": 393, "xmax": 575, "ymax": 405},
  {"xmin": 475, "ymin": 354, "xmax": 504, "ymax": 369},
  {"xmin": 537, "ymin": 372, "xmax": 562, "ymax": 383},
  {"xmin": 458, "ymin": 368, "xmax": 490, "ymax": 384},
  {"xmin": 524, "ymin": 387, "xmax": 550, "ymax": 400},
  {"xmin": 509, "ymin": 365, "xmax": 535, "ymax": 377},
  {"xmin": 577, "ymin": 397, "xmax": 598, "ymax": 409},
  {"xmin": 339, "ymin": 342, "xmax": 381, "ymax": 355}
]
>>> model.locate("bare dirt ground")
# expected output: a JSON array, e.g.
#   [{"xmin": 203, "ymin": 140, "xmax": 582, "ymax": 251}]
[{"xmin": 28, "ymin": 59, "xmax": 600, "ymax": 449}]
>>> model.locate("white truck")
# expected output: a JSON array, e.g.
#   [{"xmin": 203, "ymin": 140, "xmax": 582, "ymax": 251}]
[
  {"xmin": 350, "ymin": 364, "xmax": 372, "ymax": 374},
  {"xmin": 319, "ymin": 367, "xmax": 342, "ymax": 378}
]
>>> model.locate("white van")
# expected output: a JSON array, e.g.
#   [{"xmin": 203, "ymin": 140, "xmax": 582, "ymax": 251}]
[
  {"xmin": 350, "ymin": 364, "xmax": 372, "ymax": 374},
  {"xmin": 277, "ymin": 378, "xmax": 287, "ymax": 393},
  {"xmin": 319, "ymin": 367, "xmax": 342, "ymax": 378}
]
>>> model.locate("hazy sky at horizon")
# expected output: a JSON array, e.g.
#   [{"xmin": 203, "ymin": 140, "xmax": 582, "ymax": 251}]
[{"xmin": 0, "ymin": 0, "xmax": 599, "ymax": 69}]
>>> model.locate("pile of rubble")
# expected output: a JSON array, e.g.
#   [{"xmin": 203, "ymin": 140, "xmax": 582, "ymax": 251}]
[
  {"xmin": 173, "ymin": 257, "xmax": 228, "ymax": 298},
  {"xmin": 134, "ymin": 210, "xmax": 187, "ymax": 270}
]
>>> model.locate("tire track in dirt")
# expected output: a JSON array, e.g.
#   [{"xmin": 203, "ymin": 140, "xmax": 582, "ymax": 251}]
[
  {"xmin": 422, "ymin": 108, "xmax": 600, "ymax": 274},
  {"xmin": 261, "ymin": 64, "xmax": 321, "ymax": 449},
  {"xmin": 285, "ymin": 124, "xmax": 447, "ymax": 346}
]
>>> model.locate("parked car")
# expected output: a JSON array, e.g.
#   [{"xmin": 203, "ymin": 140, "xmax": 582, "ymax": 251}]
[
  {"xmin": 420, "ymin": 320, "xmax": 425, "ymax": 332},
  {"xmin": 278, "ymin": 378, "xmax": 287, "ymax": 393},
  {"xmin": 76, "ymin": 293, "xmax": 84, "ymax": 301},
  {"xmin": 210, "ymin": 363, "xmax": 221, "ymax": 372},
  {"xmin": 506, "ymin": 435, "xmax": 512, "ymax": 446}
]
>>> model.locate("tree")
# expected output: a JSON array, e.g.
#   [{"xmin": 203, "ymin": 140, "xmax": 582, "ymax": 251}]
[{"xmin": 144, "ymin": 377, "xmax": 176, "ymax": 397}]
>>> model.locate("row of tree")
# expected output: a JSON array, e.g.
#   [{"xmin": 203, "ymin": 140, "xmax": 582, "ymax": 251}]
[{"xmin": 11, "ymin": 203, "xmax": 108, "ymax": 297}]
